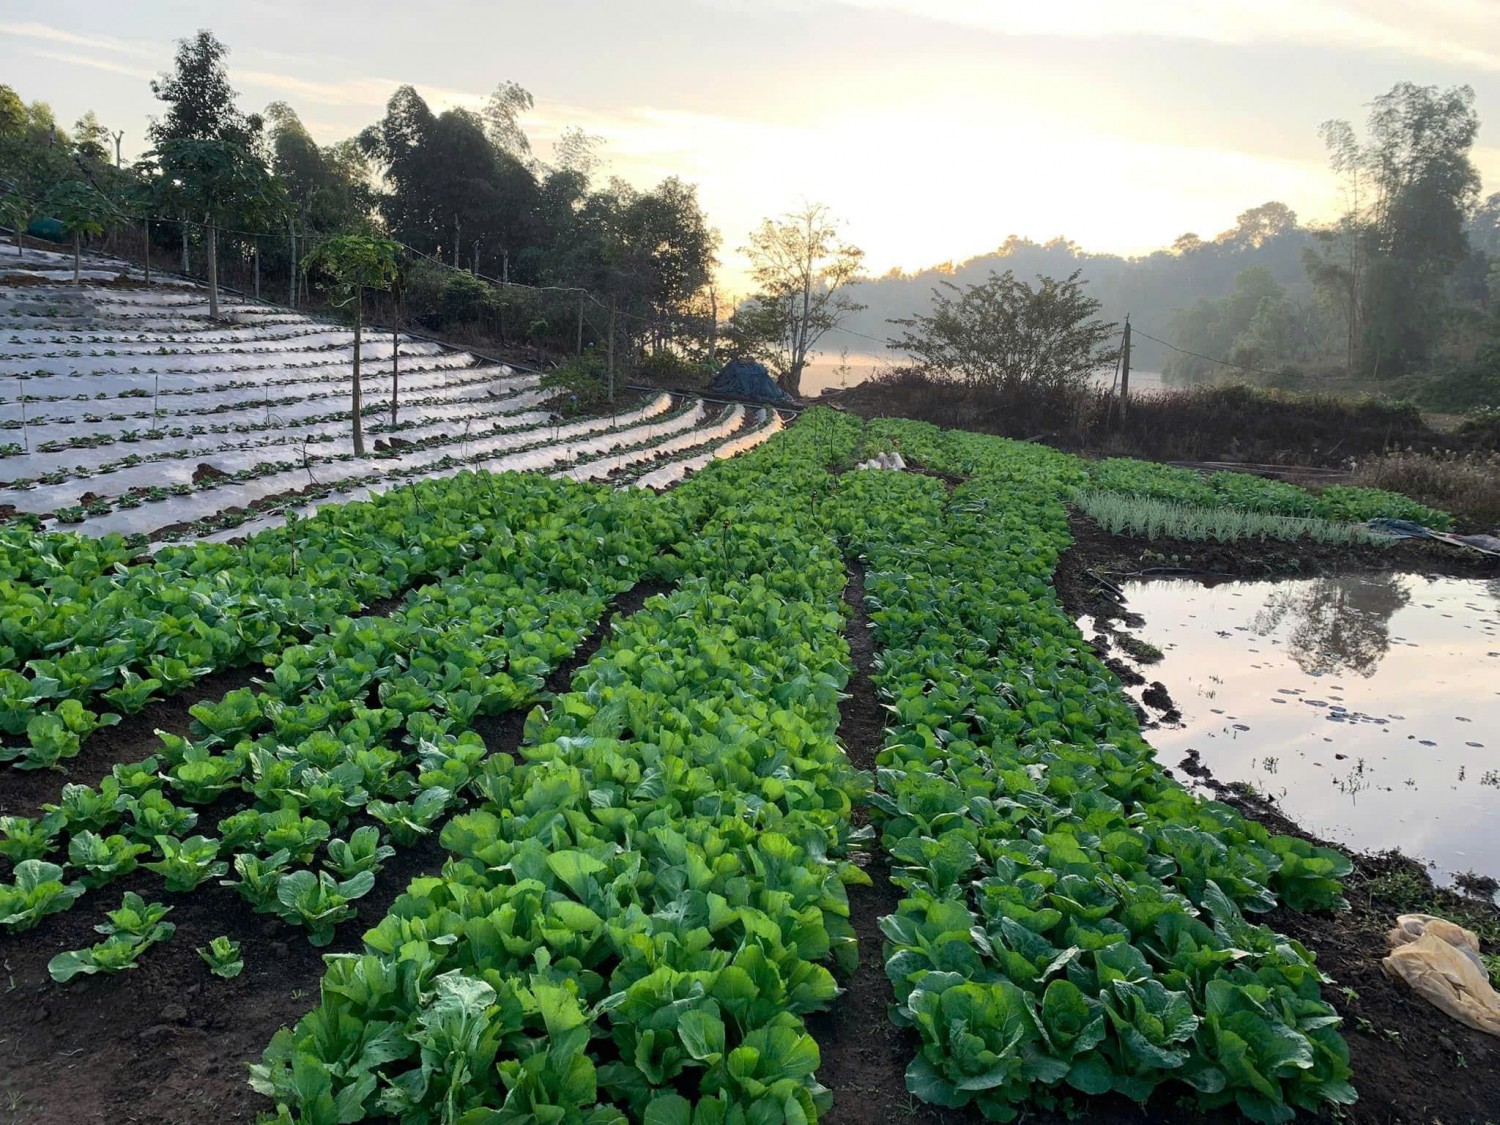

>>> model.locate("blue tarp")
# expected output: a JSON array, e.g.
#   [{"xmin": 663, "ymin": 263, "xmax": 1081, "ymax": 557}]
[{"xmin": 708, "ymin": 359, "xmax": 799, "ymax": 405}]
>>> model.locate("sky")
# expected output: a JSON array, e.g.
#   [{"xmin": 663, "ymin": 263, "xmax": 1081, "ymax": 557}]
[{"xmin": 5, "ymin": 0, "xmax": 1500, "ymax": 290}]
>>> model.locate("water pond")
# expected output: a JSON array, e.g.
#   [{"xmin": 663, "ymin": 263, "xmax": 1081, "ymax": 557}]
[{"xmin": 1093, "ymin": 573, "xmax": 1500, "ymax": 889}]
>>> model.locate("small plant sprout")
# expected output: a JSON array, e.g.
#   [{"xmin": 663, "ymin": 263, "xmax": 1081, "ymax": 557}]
[{"xmin": 198, "ymin": 935, "xmax": 244, "ymax": 979}]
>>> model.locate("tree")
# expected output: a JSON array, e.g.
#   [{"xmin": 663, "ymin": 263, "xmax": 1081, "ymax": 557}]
[
  {"xmin": 1219, "ymin": 202, "xmax": 1299, "ymax": 248},
  {"xmin": 302, "ymin": 235, "xmax": 400, "ymax": 456},
  {"xmin": 1172, "ymin": 232, "xmax": 1206, "ymax": 256},
  {"xmin": 481, "ymin": 81, "xmax": 534, "ymax": 161},
  {"xmin": 148, "ymin": 30, "xmax": 260, "ymax": 147},
  {"xmin": 1310, "ymin": 82, "xmax": 1481, "ymax": 377},
  {"xmin": 889, "ymin": 269, "xmax": 1119, "ymax": 392},
  {"xmin": 359, "ymin": 87, "xmax": 538, "ymax": 270},
  {"xmin": 0, "ymin": 184, "xmax": 31, "ymax": 257},
  {"xmin": 147, "ymin": 138, "xmax": 282, "ymax": 319},
  {"xmin": 45, "ymin": 181, "xmax": 112, "ymax": 284},
  {"xmin": 72, "ymin": 111, "xmax": 112, "ymax": 166},
  {"xmin": 266, "ymin": 102, "xmax": 371, "ymax": 233},
  {"xmin": 742, "ymin": 203, "xmax": 864, "ymax": 396}
]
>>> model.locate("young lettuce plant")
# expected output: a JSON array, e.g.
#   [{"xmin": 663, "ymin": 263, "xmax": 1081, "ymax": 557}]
[
  {"xmin": 0, "ymin": 859, "xmax": 84, "ymax": 932},
  {"xmin": 198, "ymin": 935, "xmax": 244, "ymax": 979},
  {"xmin": 0, "ymin": 814, "xmax": 61, "ymax": 863},
  {"xmin": 366, "ymin": 787, "xmax": 451, "ymax": 847},
  {"xmin": 67, "ymin": 830, "xmax": 150, "ymax": 888},
  {"xmin": 275, "ymin": 869, "xmax": 375, "ymax": 946},
  {"xmin": 324, "ymin": 826, "xmax": 394, "ymax": 880},
  {"xmin": 222, "ymin": 849, "xmax": 293, "ymax": 914},
  {"xmin": 144, "ymin": 834, "xmax": 228, "ymax": 891},
  {"xmin": 49, "ymin": 892, "xmax": 175, "ymax": 982}
]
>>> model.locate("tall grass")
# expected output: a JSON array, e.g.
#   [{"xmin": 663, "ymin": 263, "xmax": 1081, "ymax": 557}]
[
  {"xmin": 1077, "ymin": 491, "xmax": 1378, "ymax": 545},
  {"xmin": 1350, "ymin": 450, "xmax": 1500, "ymax": 531}
]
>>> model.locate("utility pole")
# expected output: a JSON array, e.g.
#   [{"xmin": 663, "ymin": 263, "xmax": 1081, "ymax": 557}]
[
  {"xmin": 287, "ymin": 217, "xmax": 297, "ymax": 308},
  {"xmin": 141, "ymin": 220, "xmax": 150, "ymax": 285},
  {"xmin": 253, "ymin": 244, "xmax": 260, "ymax": 299},
  {"xmin": 575, "ymin": 295, "xmax": 584, "ymax": 358},
  {"xmin": 1119, "ymin": 315, "xmax": 1132, "ymax": 420}
]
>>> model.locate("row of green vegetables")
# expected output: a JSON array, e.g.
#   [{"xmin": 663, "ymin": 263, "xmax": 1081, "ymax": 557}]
[
  {"xmin": 0, "ymin": 525, "xmax": 140, "ymax": 588},
  {"xmin": 1, "ymin": 476, "xmax": 674, "ymax": 945},
  {"xmin": 250, "ymin": 415, "xmax": 874, "ymax": 1125},
  {"xmin": 1084, "ymin": 457, "xmax": 1450, "ymax": 529},
  {"xmin": 0, "ymin": 472, "xmax": 605, "ymax": 771},
  {"xmin": 843, "ymin": 419, "xmax": 1355, "ymax": 1123}
]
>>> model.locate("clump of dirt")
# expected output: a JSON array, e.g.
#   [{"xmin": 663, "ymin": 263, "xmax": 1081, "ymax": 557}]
[{"xmin": 192, "ymin": 463, "xmax": 230, "ymax": 484}]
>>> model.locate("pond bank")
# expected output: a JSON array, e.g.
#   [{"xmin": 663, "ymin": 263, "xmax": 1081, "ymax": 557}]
[{"xmin": 1055, "ymin": 511, "xmax": 1500, "ymax": 1124}]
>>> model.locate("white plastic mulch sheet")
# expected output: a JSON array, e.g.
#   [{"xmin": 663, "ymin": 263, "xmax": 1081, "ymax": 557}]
[
  {"xmin": 3, "ymin": 254, "xmax": 780, "ymax": 538},
  {"xmin": 634, "ymin": 408, "xmax": 784, "ymax": 489}
]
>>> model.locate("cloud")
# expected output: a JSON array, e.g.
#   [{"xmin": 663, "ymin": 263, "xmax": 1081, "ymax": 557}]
[
  {"xmin": 229, "ymin": 66, "xmax": 483, "ymax": 121},
  {"xmin": 24, "ymin": 49, "xmax": 154, "ymax": 82},
  {"xmin": 0, "ymin": 21, "xmax": 152, "ymax": 57},
  {"xmin": 811, "ymin": 0, "xmax": 1500, "ymax": 71}
]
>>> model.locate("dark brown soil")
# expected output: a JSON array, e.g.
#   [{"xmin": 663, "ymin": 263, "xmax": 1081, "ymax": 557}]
[
  {"xmin": 0, "ymin": 664, "xmax": 260, "ymax": 823},
  {"xmin": 0, "ymin": 577, "xmax": 662, "ymax": 1125},
  {"xmin": 810, "ymin": 563, "xmax": 956, "ymax": 1125},
  {"xmin": 0, "ymin": 836, "xmax": 446, "ymax": 1125}
]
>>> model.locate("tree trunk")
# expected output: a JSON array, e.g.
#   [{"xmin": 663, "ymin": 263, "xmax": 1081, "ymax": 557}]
[
  {"xmin": 708, "ymin": 286, "xmax": 717, "ymax": 366},
  {"xmin": 390, "ymin": 324, "xmax": 399, "ymax": 429},
  {"xmin": 206, "ymin": 222, "xmax": 219, "ymax": 321},
  {"xmin": 141, "ymin": 221, "xmax": 150, "ymax": 285},
  {"xmin": 607, "ymin": 296, "xmax": 617, "ymax": 402},
  {"xmin": 288, "ymin": 217, "xmax": 297, "ymax": 308},
  {"xmin": 253, "ymin": 246, "xmax": 260, "ymax": 300},
  {"xmin": 72, "ymin": 231, "xmax": 81, "ymax": 285},
  {"xmin": 182, "ymin": 223, "xmax": 190, "ymax": 275},
  {"xmin": 351, "ymin": 291, "xmax": 365, "ymax": 456},
  {"xmin": 779, "ymin": 362, "xmax": 802, "ymax": 398}
]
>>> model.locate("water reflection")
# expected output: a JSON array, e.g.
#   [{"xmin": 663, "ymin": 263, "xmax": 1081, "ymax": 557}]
[
  {"xmin": 1109, "ymin": 574, "xmax": 1500, "ymax": 887},
  {"xmin": 1250, "ymin": 573, "xmax": 1410, "ymax": 678}
]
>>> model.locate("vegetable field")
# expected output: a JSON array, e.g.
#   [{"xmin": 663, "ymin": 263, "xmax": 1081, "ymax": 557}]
[
  {"xmin": 0, "ymin": 254, "xmax": 780, "ymax": 544},
  {"xmin": 0, "ymin": 318, "xmax": 1485, "ymax": 1121}
]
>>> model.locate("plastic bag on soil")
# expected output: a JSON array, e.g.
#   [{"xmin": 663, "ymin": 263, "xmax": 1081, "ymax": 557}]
[{"xmin": 1382, "ymin": 913, "xmax": 1500, "ymax": 1037}]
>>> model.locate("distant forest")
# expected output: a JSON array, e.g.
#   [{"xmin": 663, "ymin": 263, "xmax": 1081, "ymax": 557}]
[
  {"xmin": 841, "ymin": 82, "xmax": 1500, "ymax": 411},
  {"xmin": 837, "ymin": 208, "xmax": 1313, "ymax": 377}
]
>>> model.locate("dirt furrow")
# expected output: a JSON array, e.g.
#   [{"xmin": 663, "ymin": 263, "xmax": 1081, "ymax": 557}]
[{"xmin": 810, "ymin": 562, "xmax": 970, "ymax": 1125}]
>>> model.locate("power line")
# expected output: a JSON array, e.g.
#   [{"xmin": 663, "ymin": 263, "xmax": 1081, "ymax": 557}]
[
  {"xmin": 822, "ymin": 323, "xmax": 890, "ymax": 346},
  {"xmin": 1132, "ymin": 327, "xmax": 1294, "ymax": 381}
]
